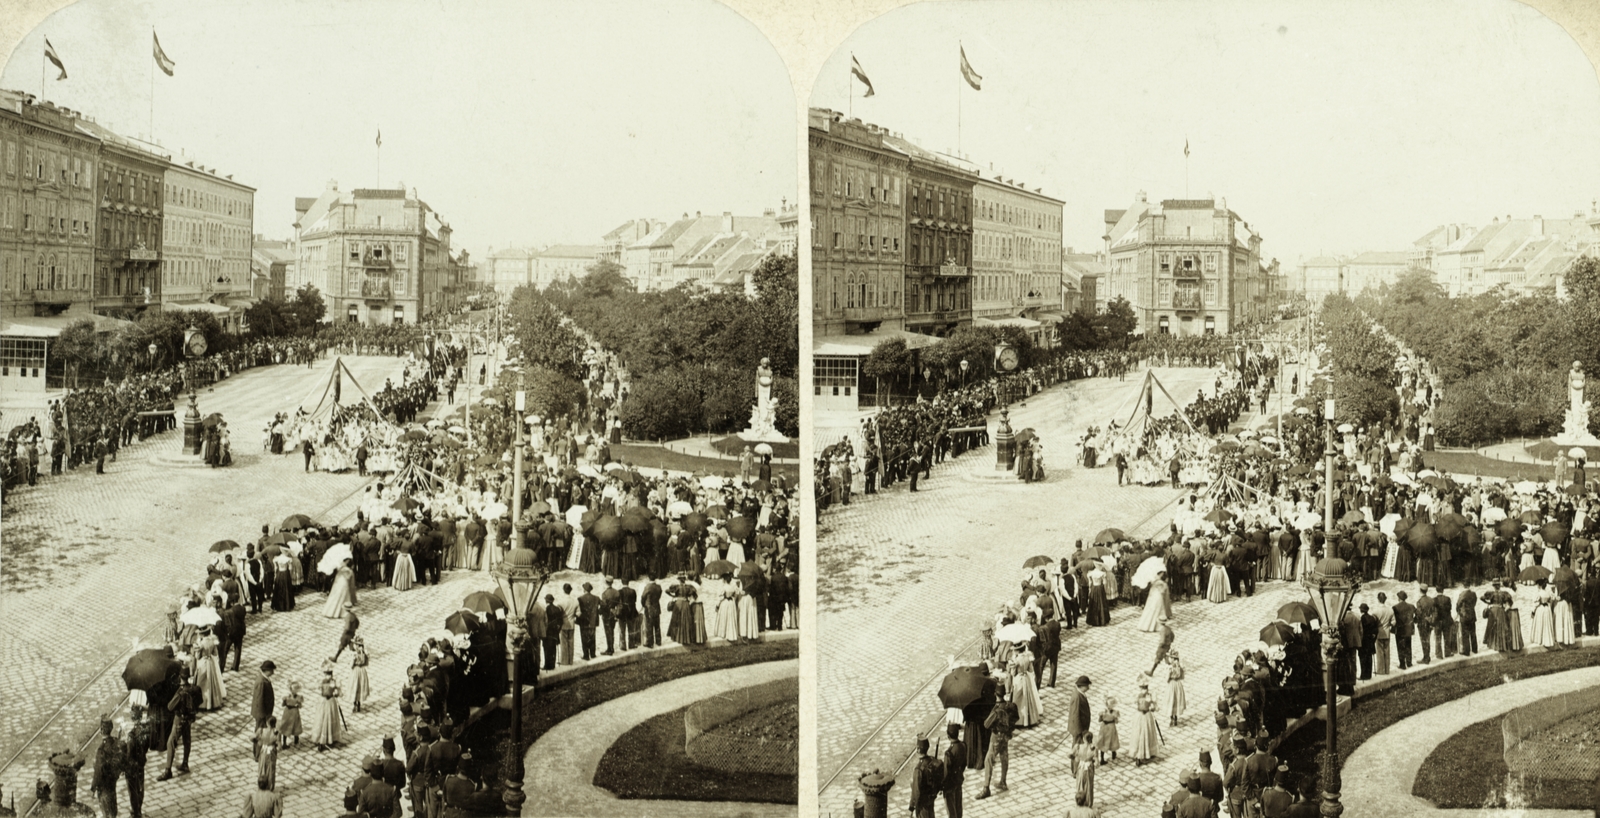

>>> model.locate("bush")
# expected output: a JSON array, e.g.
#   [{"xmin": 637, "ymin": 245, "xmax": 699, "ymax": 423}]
[{"xmin": 621, "ymin": 367, "xmax": 704, "ymax": 440}]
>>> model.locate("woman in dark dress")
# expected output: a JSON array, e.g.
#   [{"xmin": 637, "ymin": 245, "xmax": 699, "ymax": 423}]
[
  {"xmin": 1085, "ymin": 565, "xmax": 1111, "ymax": 627},
  {"xmin": 271, "ymin": 550, "xmax": 295, "ymax": 612}
]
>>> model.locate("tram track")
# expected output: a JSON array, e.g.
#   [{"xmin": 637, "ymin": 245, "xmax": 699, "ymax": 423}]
[{"xmin": 817, "ymin": 482, "xmax": 1187, "ymax": 798}]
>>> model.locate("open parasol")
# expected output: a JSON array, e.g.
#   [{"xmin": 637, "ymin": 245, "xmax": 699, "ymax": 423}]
[
  {"xmin": 1552, "ymin": 566, "xmax": 1579, "ymax": 594},
  {"xmin": 703, "ymin": 559, "xmax": 737, "ymax": 576},
  {"xmin": 463, "ymin": 591, "xmax": 508, "ymax": 619},
  {"xmin": 281, "ymin": 513, "xmax": 314, "ymax": 531},
  {"xmin": 445, "ymin": 609, "xmax": 481, "ymax": 634},
  {"xmin": 123, "ymin": 648, "xmax": 181, "ymax": 692},
  {"xmin": 1203, "ymin": 507, "xmax": 1235, "ymax": 524},
  {"xmin": 1022, "ymin": 555, "xmax": 1054, "ymax": 570},
  {"xmin": 179, "ymin": 606, "xmax": 220, "ymax": 628},
  {"xmin": 682, "ymin": 512, "xmax": 708, "ymax": 535},
  {"xmin": 209, "ymin": 540, "xmax": 240, "ymax": 553},
  {"xmin": 1339, "ymin": 510, "xmax": 1365, "ymax": 526},
  {"xmin": 1093, "ymin": 528, "xmax": 1126, "ymax": 545},
  {"xmin": 1518, "ymin": 565, "xmax": 1552, "ymax": 582},
  {"xmin": 699, "ymin": 475, "xmax": 726, "ymax": 490},
  {"xmin": 704, "ymin": 505, "xmax": 730, "ymax": 520},
  {"xmin": 1276, "ymin": 602, "xmax": 1320, "ymax": 627},
  {"xmin": 995, "ymin": 623, "xmax": 1037, "ymax": 644},
  {"xmin": 754, "ymin": 443, "xmax": 775, "ymax": 456},
  {"xmin": 1131, "ymin": 556, "xmax": 1167, "ymax": 589},
  {"xmin": 318, "ymin": 542, "xmax": 354, "ymax": 574},
  {"xmin": 938, "ymin": 666, "xmax": 990, "ymax": 709},
  {"xmin": 749, "ymin": 479, "xmax": 772, "ymax": 493},
  {"xmin": 1259, "ymin": 621, "xmax": 1295, "ymax": 646},
  {"xmin": 667, "ymin": 500, "xmax": 694, "ymax": 518},
  {"xmin": 621, "ymin": 507, "xmax": 653, "ymax": 534},
  {"xmin": 591, "ymin": 514, "xmax": 624, "ymax": 548},
  {"xmin": 726, "ymin": 515, "xmax": 755, "ymax": 541},
  {"xmin": 391, "ymin": 496, "xmax": 422, "ymax": 513},
  {"xmin": 1540, "ymin": 522, "xmax": 1570, "ymax": 546},
  {"xmin": 1080, "ymin": 545, "xmax": 1114, "ymax": 558}
]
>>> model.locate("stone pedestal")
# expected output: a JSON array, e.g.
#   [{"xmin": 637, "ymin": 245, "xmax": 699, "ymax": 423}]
[
  {"xmin": 994, "ymin": 409, "xmax": 1015, "ymax": 472},
  {"xmin": 858, "ymin": 771, "xmax": 895, "ymax": 818}
]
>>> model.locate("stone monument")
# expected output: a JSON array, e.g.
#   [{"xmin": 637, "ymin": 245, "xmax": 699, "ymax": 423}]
[
  {"xmin": 741, "ymin": 357, "xmax": 789, "ymax": 442},
  {"xmin": 1553, "ymin": 361, "xmax": 1600, "ymax": 447}
]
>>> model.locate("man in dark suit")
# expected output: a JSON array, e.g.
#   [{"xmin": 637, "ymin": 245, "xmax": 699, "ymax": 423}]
[
  {"xmin": 764, "ymin": 565, "xmax": 787, "ymax": 632},
  {"xmin": 332, "ymin": 604, "xmax": 361, "ymax": 662},
  {"xmin": 221, "ymin": 602, "xmax": 246, "ymax": 671},
  {"xmin": 540, "ymin": 593, "xmax": 562, "ymax": 671},
  {"xmin": 1414, "ymin": 587, "xmax": 1435, "ymax": 664},
  {"xmin": 941, "ymin": 722, "xmax": 965, "ymax": 818},
  {"xmin": 1433, "ymin": 588, "xmax": 1457, "ymax": 658},
  {"xmin": 1035, "ymin": 614, "xmax": 1061, "ymax": 688},
  {"xmin": 640, "ymin": 574, "xmax": 663, "ymax": 648},
  {"xmin": 618, "ymin": 579, "xmax": 640, "ymax": 650},
  {"xmin": 576, "ymin": 582, "xmax": 601, "ymax": 660},
  {"xmin": 250, "ymin": 661, "xmax": 275, "ymax": 732},
  {"xmin": 1392, "ymin": 590, "xmax": 1416, "ymax": 669},
  {"xmin": 1062, "ymin": 675, "xmax": 1093, "ymax": 747},
  {"xmin": 355, "ymin": 441, "xmax": 369, "ymax": 476},
  {"xmin": 599, "ymin": 580, "xmax": 621, "ymax": 656},
  {"xmin": 1457, "ymin": 586, "xmax": 1479, "ymax": 656}
]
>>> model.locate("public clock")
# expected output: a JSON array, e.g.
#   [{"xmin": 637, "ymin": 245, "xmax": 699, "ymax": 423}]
[
  {"xmin": 995, "ymin": 344, "xmax": 1019, "ymax": 372},
  {"xmin": 184, "ymin": 329, "xmax": 208, "ymax": 357}
]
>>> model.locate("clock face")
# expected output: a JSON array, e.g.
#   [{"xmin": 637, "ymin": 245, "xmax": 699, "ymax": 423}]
[
  {"xmin": 998, "ymin": 347, "xmax": 1019, "ymax": 372},
  {"xmin": 185, "ymin": 332, "xmax": 208, "ymax": 357}
]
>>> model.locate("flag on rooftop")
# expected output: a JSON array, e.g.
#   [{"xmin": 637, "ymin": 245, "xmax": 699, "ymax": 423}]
[
  {"xmin": 153, "ymin": 31, "xmax": 175, "ymax": 76},
  {"xmin": 960, "ymin": 45, "xmax": 982, "ymax": 91},
  {"xmin": 851, "ymin": 54, "xmax": 875, "ymax": 98},
  {"xmin": 44, "ymin": 38, "xmax": 67, "ymax": 81}
]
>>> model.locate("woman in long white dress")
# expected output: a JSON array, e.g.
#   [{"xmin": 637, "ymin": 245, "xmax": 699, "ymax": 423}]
[
  {"xmin": 714, "ymin": 585, "xmax": 742, "ymax": 641},
  {"xmin": 391, "ymin": 542, "xmax": 417, "ymax": 592},
  {"xmin": 1008, "ymin": 643, "xmax": 1042, "ymax": 728},
  {"xmin": 1138, "ymin": 574, "xmax": 1172, "ymax": 632},
  {"xmin": 1529, "ymin": 582, "xmax": 1557, "ymax": 648},
  {"xmin": 311, "ymin": 666, "xmax": 345, "ymax": 750},
  {"xmin": 193, "ymin": 624, "xmax": 226, "ymax": 710},
  {"xmin": 1130, "ymin": 679, "xmax": 1162, "ymax": 765},
  {"xmin": 321, "ymin": 560, "xmax": 357, "ymax": 618}
]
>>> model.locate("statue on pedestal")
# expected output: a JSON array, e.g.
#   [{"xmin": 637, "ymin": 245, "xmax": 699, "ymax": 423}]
[
  {"xmin": 1554, "ymin": 360, "xmax": 1600, "ymax": 447},
  {"xmin": 741, "ymin": 357, "xmax": 789, "ymax": 442}
]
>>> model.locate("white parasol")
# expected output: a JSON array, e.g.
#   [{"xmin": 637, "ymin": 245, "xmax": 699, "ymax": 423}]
[
  {"xmin": 603, "ymin": 462, "xmax": 628, "ymax": 472},
  {"xmin": 994, "ymin": 622, "xmax": 1036, "ymax": 644},
  {"xmin": 179, "ymin": 606, "xmax": 220, "ymax": 628},
  {"xmin": 481, "ymin": 501, "xmax": 509, "ymax": 520},
  {"xmin": 754, "ymin": 443, "xmax": 775, "ymax": 456},
  {"xmin": 1294, "ymin": 511, "xmax": 1322, "ymax": 530},
  {"xmin": 668, "ymin": 500, "xmax": 694, "ymax": 517},
  {"xmin": 318, "ymin": 542, "xmax": 353, "ymax": 574},
  {"xmin": 700, "ymin": 475, "xmax": 726, "ymax": 490},
  {"xmin": 1513, "ymin": 480, "xmax": 1540, "ymax": 495},
  {"xmin": 577, "ymin": 464, "xmax": 603, "ymax": 479},
  {"xmin": 1131, "ymin": 556, "xmax": 1168, "ymax": 589}
]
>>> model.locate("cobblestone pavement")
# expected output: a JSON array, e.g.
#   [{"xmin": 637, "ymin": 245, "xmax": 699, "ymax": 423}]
[
  {"xmin": 816, "ymin": 367, "xmax": 1313, "ymax": 818},
  {"xmin": 522, "ymin": 659, "xmax": 799, "ymax": 818},
  {"xmin": 0, "ymin": 354, "xmax": 434, "ymax": 811}
]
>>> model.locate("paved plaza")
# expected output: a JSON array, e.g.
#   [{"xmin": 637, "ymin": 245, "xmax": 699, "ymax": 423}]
[
  {"xmin": 816, "ymin": 366, "xmax": 1316, "ymax": 818},
  {"xmin": 0, "ymin": 354, "xmax": 480, "ymax": 814}
]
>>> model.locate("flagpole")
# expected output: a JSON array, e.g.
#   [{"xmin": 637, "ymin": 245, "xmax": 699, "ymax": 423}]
[
  {"xmin": 848, "ymin": 55, "xmax": 853, "ymax": 120},
  {"xmin": 957, "ymin": 45, "xmax": 962, "ymax": 157},
  {"xmin": 149, "ymin": 28, "xmax": 155, "ymax": 142}
]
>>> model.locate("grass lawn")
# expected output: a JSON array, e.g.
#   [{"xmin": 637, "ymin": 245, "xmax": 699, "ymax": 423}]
[
  {"xmin": 459, "ymin": 639, "xmax": 799, "ymax": 800},
  {"xmin": 592, "ymin": 696, "xmax": 798, "ymax": 803},
  {"xmin": 610, "ymin": 442, "xmax": 800, "ymax": 484},
  {"xmin": 1414, "ymin": 714, "xmax": 1596, "ymax": 810},
  {"xmin": 1420, "ymin": 450, "xmax": 1556, "ymax": 481},
  {"xmin": 711, "ymin": 435, "xmax": 799, "ymax": 460},
  {"xmin": 1274, "ymin": 646, "xmax": 1600, "ymax": 806}
]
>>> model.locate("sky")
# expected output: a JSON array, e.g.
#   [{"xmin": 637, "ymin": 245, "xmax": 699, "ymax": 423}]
[
  {"xmin": 813, "ymin": 0, "xmax": 1600, "ymax": 262},
  {"xmin": 1, "ymin": 0, "xmax": 796, "ymax": 257}
]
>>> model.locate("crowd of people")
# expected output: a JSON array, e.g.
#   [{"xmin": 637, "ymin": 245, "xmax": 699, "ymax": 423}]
[
  {"xmin": 78, "ymin": 306, "xmax": 802, "ymax": 817},
  {"xmin": 815, "ymin": 349, "xmax": 1140, "ymax": 512},
  {"xmin": 894, "ymin": 319, "xmax": 1600, "ymax": 818}
]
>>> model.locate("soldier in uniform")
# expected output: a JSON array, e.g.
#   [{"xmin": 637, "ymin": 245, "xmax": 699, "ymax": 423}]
[
  {"xmin": 940, "ymin": 722, "xmax": 966, "ymax": 818},
  {"xmin": 156, "ymin": 668, "xmax": 199, "ymax": 780},
  {"xmin": 907, "ymin": 736, "xmax": 944, "ymax": 818},
  {"xmin": 1259, "ymin": 766, "xmax": 1295, "ymax": 818},
  {"xmin": 91, "ymin": 715, "xmax": 124, "ymax": 817},
  {"xmin": 124, "ymin": 706, "xmax": 153, "ymax": 818}
]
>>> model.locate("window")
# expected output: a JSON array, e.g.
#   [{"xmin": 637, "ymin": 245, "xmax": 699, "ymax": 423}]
[
  {"xmin": 1158, "ymin": 316, "xmax": 1170, "ymax": 335},
  {"xmin": 21, "ymin": 199, "xmax": 30, "ymax": 231},
  {"xmin": 1204, "ymin": 280, "xmax": 1218, "ymax": 305},
  {"xmin": 812, "ymin": 356, "xmax": 857, "ymax": 398},
  {"xmin": 1159, "ymin": 253, "xmax": 1171, "ymax": 273},
  {"xmin": 393, "ymin": 306, "xmax": 405, "ymax": 324},
  {"xmin": 1205, "ymin": 254, "xmax": 1217, "ymax": 272},
  {"xmin": 396, "ymin": 243, "xmax": 406, "ymax": 262},
  {"xmin": 349, "ymin": 243, "xmax": 360, "ymax": 261}
]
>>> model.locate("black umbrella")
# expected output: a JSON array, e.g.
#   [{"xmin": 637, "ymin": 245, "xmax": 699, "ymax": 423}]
[
  {"xmin": 750, "ymin": 479, "xmax": 771, "ymax": 493},
  {"xmin": 1539, "ymin": 522, "xmax": 1569, "ymax": 547},
  {"xmin": 1094, "ymin": 528, "xmax": 1126, "ymax": 545},
  {"xmin": 1204, "ymin": 507, "xmax": 1235, "ymax": 524},
  {"xmin": 201, "ymin": 413, "xmax": 224, "ymax": 428},
  {"xmin": 1022, "ymin": 555, "xmax": 1054, "ymax": 570},
  {"xmin": 281, "ymin": 513, "xmax": 314, "ymax": 531},
  {"xmin": 592, "ymin": 514, "xmax": 624, "ymax": 548},
  {"xmin": 621, "ymin": 507, "xmax": 653, "ymax": 534},
  {"xmin": 938, "ymin": 666, "xmax": 989, "ymax": 709},
  {"xmin": 703, "ymin": 559, "xmax": 736, "ymax": 576},
  {"xmin": 445, "ymin": 610, "xmax": 482, "ymax": 634},
  {"xmin": 1260, "ymin": 622, "xmax": 1295, "ymax": 646},
  {"xmin": 682, "ymin": 512, "xmax": 708, "ymax": 534},
  {"xmin": 463, "ymin": 591, "xmax": 507, "ymax": 618},
  {"xmin": 1518, "ymin": 565, "xmax": 1551, "ymax": 582},
  {"xmin": 123, "ymin": 648, "xmax": 180, "ymax": 692},
  {"xmin": 209, "ymin": 540, "xmax": 240, "ymax": 553},
  {"xmin": 726, "ymin": 515, "xmax": 755, "ymax": 541},
  {"xmin": 1552, "ymin": 566, "xmax": 1579, "ymax": 594},
  {"xmin": 1277, "ymin": 602, "xmax": 1320, "ymax": 626}
]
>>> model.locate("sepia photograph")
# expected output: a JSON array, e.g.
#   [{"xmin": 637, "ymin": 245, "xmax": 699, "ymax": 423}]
[
  {"xmin": 808, "ymin": 2, "xmax": 1600, "ymax": 817},
  {"xmin": 0, "ymin": 1, "xmax": 799, "ymax": 816}
]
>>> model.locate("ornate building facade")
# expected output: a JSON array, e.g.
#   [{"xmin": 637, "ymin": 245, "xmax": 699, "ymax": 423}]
[
  {"xmin": 809, "ymin": 108, "xmax": 907, "ymax": 335},
  {"xmin": 293, "ymin": 181, "xmax": 452, "ymax": 325}
]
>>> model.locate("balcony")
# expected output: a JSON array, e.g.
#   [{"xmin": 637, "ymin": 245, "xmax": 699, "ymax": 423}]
[
  {"xmin": 31, "ymin": 290, "xmax": 77, "ymax": 305},
  {"xmin": 841, "ymin": 307, "xmax": 900, "ymax": 322},
  {"xmin": 361, "ymin": 278, "xmax": 393, "ymax": 300},
  {"xmin": 122, "ymin": 246, "xmax": 161, "ymax": 262}
]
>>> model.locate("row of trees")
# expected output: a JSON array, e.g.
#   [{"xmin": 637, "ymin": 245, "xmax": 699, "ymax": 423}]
[
  {"xmin": 861, "ymin": 297, "xmax": 1138, "ymax": 402},
  {"xmin": 1316, "ymin": 292, "xmax": 1401, "ymax": 428},
  {"xmin": 534, "ymin": 254, "xmax": 800, "ymax": 441},
  {"xmin": 1355, "ymin": 259, "xmax": 1600, "ymax": 444}
]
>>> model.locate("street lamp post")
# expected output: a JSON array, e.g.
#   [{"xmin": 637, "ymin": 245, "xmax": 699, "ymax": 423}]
[
  {"xmin": 1324, "ymin": 398, "xmax": 1337, "ymax": 537},
  {"xmin": 148, "ymin": 342, "xmax": 158, "ymax": 372},
  {"xmin": 960, "ymin": 359, "xmax": 969, "ymax": 390},
  {"xmin": 1302, "ymin": 557, "xmax": 1355, "ymax": 818},
  {"xmin": 492, "ymin": 543, "xmax": 545, "ymax": 815}
]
